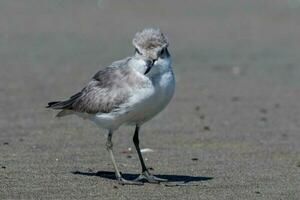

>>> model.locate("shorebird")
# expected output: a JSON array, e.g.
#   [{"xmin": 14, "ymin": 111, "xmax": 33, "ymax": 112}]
[{"xmin": 47, "ymin": 28, "xmax": 175, "ymax": 185}]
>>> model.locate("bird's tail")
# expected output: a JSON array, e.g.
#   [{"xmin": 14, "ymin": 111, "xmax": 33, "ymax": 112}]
[
  {"xmin": 46, "ymin": 100, "xmax": 73, "ymax": 110},
  {"xmin": 46, "ymin": 92, "xmax": 82, "ymax": 117},
  {"xmin": 46, "ymin": 100, "xmax": 75, "ymax": 118}
]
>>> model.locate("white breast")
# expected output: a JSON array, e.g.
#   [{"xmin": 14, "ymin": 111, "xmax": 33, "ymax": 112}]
[
  {"xmin": 91, "ymin": 59, "xmax": 175, "ymax": 130},
  {"xmin": 124, "ymin": 69, "xmax": 175, "ymax": 125}
]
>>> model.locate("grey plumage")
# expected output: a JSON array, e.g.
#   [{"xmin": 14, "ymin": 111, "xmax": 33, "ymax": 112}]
[
  {"xmin": 132, "ymin": 28, "xmax": 169, "ymax": 60},
  {"xmin": 47, "ymin": 57, "xmax": 145, "ymax": 115},
  {"xmin": 132, "ymin": 28, "xmax": 169, "ymax": 50},
  {"xmin": 47, "ymin": 28, "xmax": 170, "ymax": 118},
  {"xmin": 47, "ymin": 28, "xmax": 175, "ymax": 185}
]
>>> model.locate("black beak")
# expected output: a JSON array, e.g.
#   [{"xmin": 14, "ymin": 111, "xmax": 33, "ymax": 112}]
[{"xmin": 144, "ymin": 60, "xmax": 154, "ymax": 74}]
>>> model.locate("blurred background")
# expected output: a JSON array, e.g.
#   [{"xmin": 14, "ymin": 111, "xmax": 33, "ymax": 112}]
[{"xmin": 1, "ymin": 0, "xmax": 300, "ymax": 199}]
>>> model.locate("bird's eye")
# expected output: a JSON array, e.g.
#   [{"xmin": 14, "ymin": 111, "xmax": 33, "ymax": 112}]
[
  {"xmin": 135, "ymin": 48, "xmax": 142, "ymax": 55},
  {"xmin": 158, "ymin": 48, "xmax": 165, "ymax": 57}
]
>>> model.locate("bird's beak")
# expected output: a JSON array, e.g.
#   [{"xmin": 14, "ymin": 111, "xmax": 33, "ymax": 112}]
[{"xmin": 144, "ymin": 60, "xmax": 154, "ymax": 74}]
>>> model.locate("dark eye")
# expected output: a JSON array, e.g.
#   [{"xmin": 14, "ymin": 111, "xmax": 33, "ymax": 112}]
[
  {"xmin": 135, "ymin": 48, "xmax": 142, "ymax": 55},
  {"xmin": 158, "ymin": 48, "xmax": 165, "ymax": 57}
]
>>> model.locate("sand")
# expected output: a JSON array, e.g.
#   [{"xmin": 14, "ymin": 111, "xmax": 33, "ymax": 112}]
[{"xmin": 0, "ymin": 0, "xmax": 300, "ymax": 199}]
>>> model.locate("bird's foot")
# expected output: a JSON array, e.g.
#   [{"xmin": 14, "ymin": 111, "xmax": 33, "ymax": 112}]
[
  {"xmin": 134, "ymin": 170, "xmax": 167, "ymax": 184},
  {"xmin": 117, "ymin": 177, "xmax": 144, "ymax": 185}
]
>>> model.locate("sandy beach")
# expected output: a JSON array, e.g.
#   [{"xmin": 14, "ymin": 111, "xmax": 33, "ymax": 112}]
[{"xmin": 0, "ymin": 0, "xmax": 300, "ymax": 199}]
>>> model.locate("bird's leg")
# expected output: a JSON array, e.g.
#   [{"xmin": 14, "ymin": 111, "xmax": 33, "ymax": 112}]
[
  {"xmin": 133, "ymin": 125, "xmax": 167, "ymax": 183},
  {"xmin": 106, "ymin": 131, "xmax": 143, "ymax": 185}
]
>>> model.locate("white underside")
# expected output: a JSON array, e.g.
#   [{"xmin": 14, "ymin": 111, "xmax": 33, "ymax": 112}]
[
  {"xmin": 88, "ymin": 70, "xmax": 174, "ymax": 130},
  {"xmin": 74, "ymin": 57, "xmax": 175, "ymax": 131}
]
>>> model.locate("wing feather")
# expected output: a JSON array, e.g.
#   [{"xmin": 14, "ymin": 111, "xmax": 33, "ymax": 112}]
[{"xmin": 47, "ymin": 58, "xmax": 136, "ymax": 114}]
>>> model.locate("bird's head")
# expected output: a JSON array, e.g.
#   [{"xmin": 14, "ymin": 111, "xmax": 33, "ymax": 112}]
[{"xmin": 132, "ymin": 28, "xmax": 170, "ymax": 75}]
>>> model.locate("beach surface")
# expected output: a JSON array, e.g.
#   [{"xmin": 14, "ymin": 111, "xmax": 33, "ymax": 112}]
[{"xmin": 0, "ymin": 0, "xmax": 300, "ymax": 199}]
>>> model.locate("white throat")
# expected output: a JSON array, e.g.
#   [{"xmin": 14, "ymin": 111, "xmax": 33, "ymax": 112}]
[{"xmin": 129, "ymin": 56, "xmax": 172, "ymax": 77}]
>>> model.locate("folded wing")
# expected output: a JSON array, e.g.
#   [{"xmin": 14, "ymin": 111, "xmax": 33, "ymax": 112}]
[{"xmin": 47, "ymin": 58, "xmax": 133, "ymax": 116}]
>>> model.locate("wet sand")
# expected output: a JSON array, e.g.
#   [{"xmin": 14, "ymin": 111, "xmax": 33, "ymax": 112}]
[{"xmin": 0, "ymin": 0, "xmax": 300, "ymax": 199}]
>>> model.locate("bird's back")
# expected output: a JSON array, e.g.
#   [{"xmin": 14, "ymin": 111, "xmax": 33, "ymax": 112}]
[{"xmin": 47, "ymin": 57, "xmax": 144, "ymax": 116}]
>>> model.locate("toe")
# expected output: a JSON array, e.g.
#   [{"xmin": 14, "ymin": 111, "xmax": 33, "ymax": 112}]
[
  {"xmin": 152, "ymin": 176, "xmax": 168, "ymax": 182},
  {"xmin": 117, "ymin": 177, "xmax": 144, "ymax": 185},
  {"xmin": 134, "ymin": 172, "xmax": 168, "ymax": 184}
]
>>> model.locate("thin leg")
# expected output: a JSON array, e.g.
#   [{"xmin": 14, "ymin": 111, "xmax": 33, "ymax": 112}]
[
  {"xmin": 106, "ymin": 131, "xmax": 143, "ymax": 185},
  {"xmin": 133, "ymin": 126, "xmax": 147, "ymax": 172},
  {"xmin": 133, "ymin": 125, "xmax": 167, "ymax": 183},
  {"xmin": 106, "ymin": 131, "xmax": 121, "ymax": 179}
]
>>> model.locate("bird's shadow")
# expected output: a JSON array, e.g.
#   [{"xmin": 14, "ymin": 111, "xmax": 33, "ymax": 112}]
[{"xmin": 72, "ymin": 170, "xmax": 213, "ymax": 184}]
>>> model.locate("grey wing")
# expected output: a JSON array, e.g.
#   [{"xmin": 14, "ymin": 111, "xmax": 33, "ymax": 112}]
[
  {"xmin": 71, "ymin": 79, "xmax": 130, "ymax": 114},
  {"xmin": 47, "ymin": 58, "xmax": 132, "ymax": 114}
]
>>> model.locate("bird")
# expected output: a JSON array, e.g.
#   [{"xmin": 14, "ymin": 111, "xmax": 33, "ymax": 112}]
[{"xmin": 47, "ymin": 28, "xmax": 175, "ymax": 185}]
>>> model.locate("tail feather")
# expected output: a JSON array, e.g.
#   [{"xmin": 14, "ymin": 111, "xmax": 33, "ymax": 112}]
[
  {"xmin": 47, "ymin": 92, "xmax": 82, "ymax": 110},
  {"xmin": 46, "ymin": 100, "xmax": 73, "ymax": 109},
  {"xmin": 47, "ymin": 101, "xmax": 60, "ymax": 108}
]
